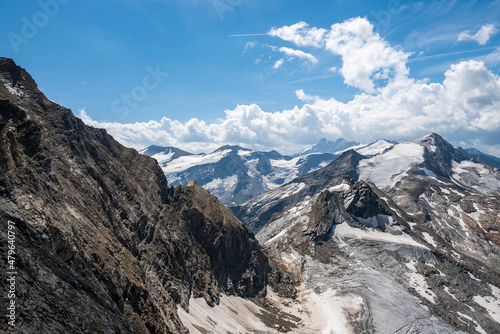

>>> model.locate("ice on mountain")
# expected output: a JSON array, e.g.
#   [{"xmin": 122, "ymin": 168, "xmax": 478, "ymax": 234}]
[
  {"xmin": 451, "ymin": 160, "xmax": 500, "ymax": 194},
  {"xmin": 357, "ymin": 142, "xmax": 425, "ymax": 188},
  {"xmin": 356, "ymin": 139, "xmax": 394, "ymax": 156},
  {"xmin": 160, "ymin": 149, "xmax": 232, "ymax": 173}
]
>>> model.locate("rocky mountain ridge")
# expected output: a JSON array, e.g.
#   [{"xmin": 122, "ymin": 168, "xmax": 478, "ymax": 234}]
[{"xmin": 0, "ymin": 57, "xmax": 269, "ymax": 333}]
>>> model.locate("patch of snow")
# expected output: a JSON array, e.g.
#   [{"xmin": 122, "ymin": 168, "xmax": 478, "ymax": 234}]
[
  {"xmin": 357, "ymin": 142, "xmax": 425, "ymax": 188},
  {"xmin": 468, "ymin": 272, "xmax": 482, "ymax": 282},
  {"xmin": 475, "ymin": 324, "xmax": 488, "ymax": 334},
  {"xmin": 281, "ymin": 182, "xmax": 306, "ymax": 198},
  {"xmin": 304, "ymin": 288, "xmax": 364, "ymax": 334},
  {"xmin": 450, "ymin": 188, "xmax": 466, "ymax": 196},
  {"xmin": 421, "ymin": 232, "xmax": 437, "ymax": 247},
  {"xmin": 318, "ymin": 161, "xmax": 329, "ymax": 169},
  {"xmin": 237, "ymin": 149, "xmax": 253, "ymax": 157},
  {"xmin": 352, "ymin": 214, "xmax": 393, "ymax": 229},
  {"xmin": 2, "ymin": 80, "xmax": 25, "ymax": 97},
  {"xmin": 334, "ymin": 143, "xmax": 366, "ymax": 155},
  {"xmin": 449, "ymin": 206, "xmax": 470, "ymax": 237},
  {"xmin": 444, "ymin": 287, "xmax": 459, "ymax": 301},
  {"xmin": 270, "ymin": 156, "xmax": 300, "ymax": 168},
  {"xmin": 440, "ymin": 188, "xmax": 450, "ymax": 194},
  {"xmin": 269, "ymin": 157, "xmax": 301, "ymax": 183},
  {"xmin": 405, "ymin": 261, "xmax": 436, "ymax": 304},
  {"xmin": 203, "ymin": 175, "xmax": 238, "ymax": 192},
  {"xmin": 473, "ymin": 284, "xmax": 500, "ymax": 323},
  {"xmin": 151, "ymin": 151, "xmax": 175, "ymax": 164},
  {"xmin": 244, "ymin": 158, "xmax": 259, "ymax": 177},
  {"xmin": 265, "ymin": 286, "xmax": 364, "ymax": 334},
  {"xmin": 178, "ymin": 295, "xmax": 277, "ymax": 334},
  {"xmin": 329, "ymin": 183, "xmax": 351, "ymax": 192},
  {"xmin": 333, "ymin": 222, "xmax": 427, "ymax": 249}
]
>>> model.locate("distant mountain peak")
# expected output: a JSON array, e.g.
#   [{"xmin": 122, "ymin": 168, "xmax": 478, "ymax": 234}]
[
  {"xmin": 298, "ymin": 137, "xmax": 359, "ymax": 156},
  {"xmin": 139, "ymin": 145, "xmax": 193, "ymax": 157},
  {"xmin": 214, "ymin": 144, "xmax": 251, "ymax": 153},
  {"xmin": 457, "ymin": 146, "xmax": 500, "ymax": 169}
]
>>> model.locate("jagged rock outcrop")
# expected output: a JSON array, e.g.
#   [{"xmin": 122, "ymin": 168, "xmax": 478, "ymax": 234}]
[
  {"xmin": 0, "ymin": 57, "xmax": 268, "ymax": 333},
  {"xmin": 305, "ymin": 190, "xmax": 354, "ymax": 243},
  {"xmin": 421, "ymin": 132, "xmax": 469, "ymax": 177},
  {"xmin": 233, "ymin": 150, "xmax": 365, "ymax": 232}
]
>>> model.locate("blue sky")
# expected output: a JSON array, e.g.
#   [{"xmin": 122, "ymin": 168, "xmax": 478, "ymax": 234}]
[{"xmin": 1, "ymin": 0, "xmax": 500, "ymax": 155}]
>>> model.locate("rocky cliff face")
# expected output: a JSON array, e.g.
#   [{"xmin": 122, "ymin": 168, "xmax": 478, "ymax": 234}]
[{"xmin": 0, "ymin": 57, "xmax": 268, "ymax": 333}]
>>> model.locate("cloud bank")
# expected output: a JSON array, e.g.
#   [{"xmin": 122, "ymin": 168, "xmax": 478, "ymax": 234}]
[{"xmin": 80, "ymin": 18, "xmax": 500, "ymax": 156}]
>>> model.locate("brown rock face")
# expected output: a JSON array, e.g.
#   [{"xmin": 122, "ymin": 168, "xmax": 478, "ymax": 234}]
[{"xmin": 0, "ymin": 57, "xmax": 268, "ymax": 333}]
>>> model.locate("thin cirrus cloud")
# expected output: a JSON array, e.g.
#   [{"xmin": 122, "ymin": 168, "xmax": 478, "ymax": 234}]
[
  {"xmin": 81, "ymin": 17, "xmax": 500, "ymax": 156},
  {"xmin": 458, "ymin": 24, "xmax": 498, "ymax": 45},
  {"xmin": 277, "ymin": 46, "xmax": 318, "ymax": 65}
]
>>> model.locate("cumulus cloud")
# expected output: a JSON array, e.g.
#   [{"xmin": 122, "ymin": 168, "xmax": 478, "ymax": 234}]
[
  {"xmin": 268, "ymin": 17, "xmax": 410, "ymax": 93},
  {"xmin": 80, "ymin": 59, "xmax": 500, "ymax": 155},
  {"xmin": 458, "ymin": 24, "xmax": 498, "ymax": 45}
]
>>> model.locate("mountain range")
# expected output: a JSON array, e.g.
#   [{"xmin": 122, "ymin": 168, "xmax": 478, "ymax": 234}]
[
  {"xmin": 141, "ymin": 136, "xmax": 500, "ymax": 210},
  {"xmin": 1, "ymin": 57, "xmax": 499, "ymax": 333},
  {"xmin": 140, "ymin": 145, "xmax": 338, "ymax": 206},
  {"xmin": 140, "ymin": 139, "xmax": 399, "ymax": 206}
]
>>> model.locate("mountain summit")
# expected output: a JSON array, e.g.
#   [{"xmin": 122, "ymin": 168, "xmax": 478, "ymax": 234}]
[{"xmin": 297, "ymin": 137, "xmax": 359, "ymax": 156}]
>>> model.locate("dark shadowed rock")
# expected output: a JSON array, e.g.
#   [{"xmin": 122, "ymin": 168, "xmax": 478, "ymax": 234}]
[{"xmin": 0, "ymin": 57, "xmax": 268, "ymax": 333}]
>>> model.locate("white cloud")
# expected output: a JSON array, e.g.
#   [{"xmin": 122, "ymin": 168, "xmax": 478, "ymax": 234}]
[
  {"xmin": 278, "ymin": 46, "xmax": 318, "ymax": 64},
  {"xmin": 458, "ymin": 24, "xmax": 498, "ymax": 45},
  {"xmin": 268, "ymin": 17, "xmax": 410, "ymax": 93},
  {"xmin": 295, "ymin": 89, "xmax": 320, "ymax": 103},
  {"xmin": 244, "ymin": 41, "xmax": 257, "ymax": 51},
  {"xmin": 325, "ymin": 17, "xmax": 410, "ymax": 93},
  {"xmin": 80, "ymin": 60, "xmax": 500, "ymax": 156},
  {"xmin": 268, "ymin": 21, "xmax": 327, "ymax": 47},
  {"xmin": 273, "ymin": 58, "xmax": 284, "ymax": 69}
]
